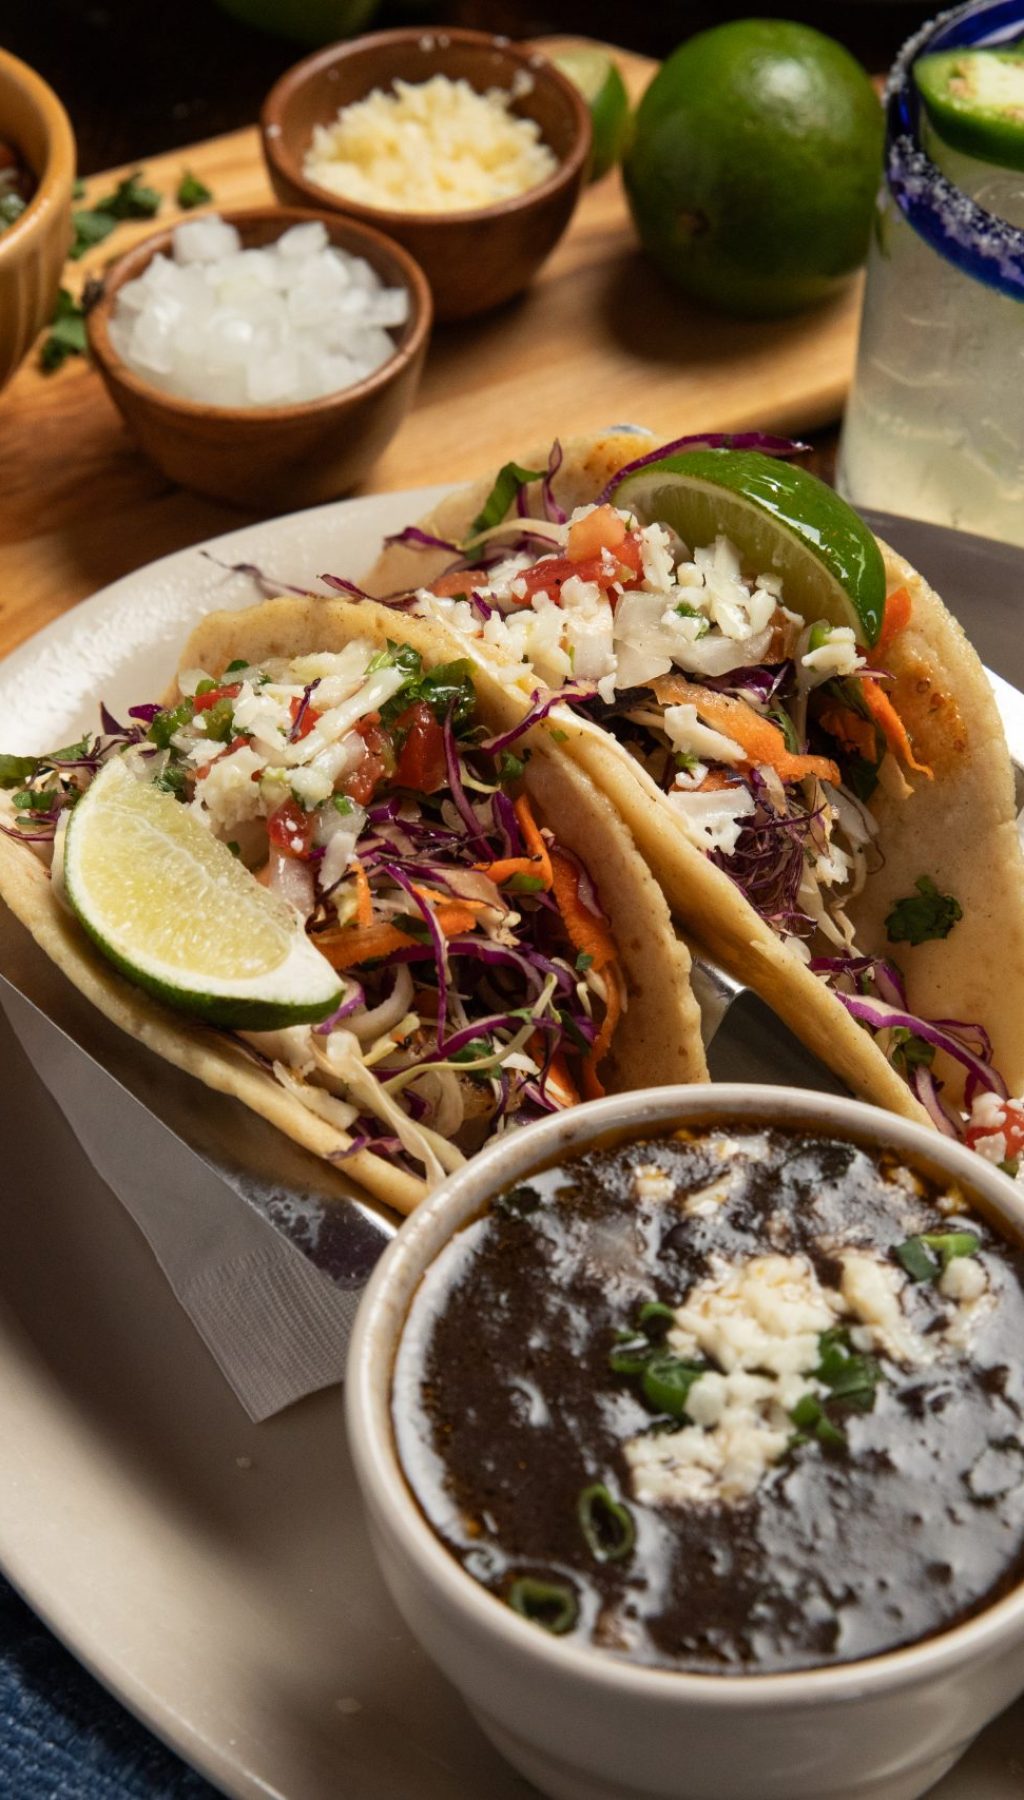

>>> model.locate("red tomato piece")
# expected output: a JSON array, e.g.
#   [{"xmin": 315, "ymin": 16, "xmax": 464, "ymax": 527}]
[
  {"xmin": 966, "ymin": 1100, "xmax": 1024, "ymax": 1159},
  {"xmin": 514, "ymin": 534, "xmax": 644, "ymax": 607},
  {"xmin": 193, "ymin": 682, "xmax": 241, "ymax": 713},
  {"xmin": 267, "ymin": 798, "xmax": 314, "ymax": 858},
  {"xmin": 341, "ymin": 718, "xmax": 394, "ymax": 806},
  {"xmin": 393, "ymin": 701, "xmax": 446, "ymax": 792}
]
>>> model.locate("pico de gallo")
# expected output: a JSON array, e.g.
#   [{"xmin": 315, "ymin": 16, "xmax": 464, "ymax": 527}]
[{"xmin": 0, "ymin": 638, "xmax": 625, "ymax": 1183}]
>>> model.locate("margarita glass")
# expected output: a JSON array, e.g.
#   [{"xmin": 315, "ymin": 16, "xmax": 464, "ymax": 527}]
[{"xmin": 838, "ymin": 1, "xmax": 1024, "ymax": 546}]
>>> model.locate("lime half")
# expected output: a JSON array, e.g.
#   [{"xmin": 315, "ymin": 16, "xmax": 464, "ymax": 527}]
[
  {"xmin": 612, "ymin": 450, "xmax": 886, "ymax": 646},
  {"xmin": 915, "ymin": 48, "xmax": 1024, "ymax": 174},
  {"xmin": 64, "ymin": 758, "xmax": 342, "ymax": 1028},
  {"xmin": 552, "ymin": 46, "xmax": 630, "ymax": 181}
]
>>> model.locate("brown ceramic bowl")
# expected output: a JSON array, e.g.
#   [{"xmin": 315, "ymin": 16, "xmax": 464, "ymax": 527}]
[
  {"xmin": 260, "ymin": 27, "xmax": 591, "ymax": 322},
  {"xmin": 0, "ymin": 48, "xmax": 75, "ymax": 392},
  {"xmin": 86, "ymin": 205, "xmax": 432, "ymax": 511}
]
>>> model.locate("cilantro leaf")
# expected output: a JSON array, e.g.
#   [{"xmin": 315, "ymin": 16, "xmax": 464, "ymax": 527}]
[
  {"xmin": 95, "ymin": 171, "xmax": 162, "ymax": 221},
  {"xmin": 466, "ymin": 461, "xmax": 545, "ymax": 541},
  {"xmin": 575, "ymin": 951, "xmax": 594, "ymax": 972},
  {"xmin": 890, "ymin": 1027, "xmax": 935, "ymax": 1075},
  {"xmin": 39, "ymin": 288, "xmax": 88, "ymax": 373},
  {"xmin": 177, "ymin": 170, "xmax": 213, "ymax": 210},
  {"xmin": 674, "ymin": 601, "xmax": 710, "ymax": 638},
  {"xmin": 69, "ymin": 208, "xmax": 119, "ymax": 260},
  {"xmin": 885, "ymin": 876, "xmax": 962, "ymax": 947},
  {"xmin": 498, "ymin": 750, "xmax": 527, "ymax": 783},
  {"xmin": 0, "ymin": 753, "xmax": 39, "ymax": 787}
]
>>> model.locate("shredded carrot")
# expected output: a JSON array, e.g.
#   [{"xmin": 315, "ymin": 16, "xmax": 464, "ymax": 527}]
[
  {"xmin": 549, "ymin": 846, "xmax": 621, "ymax": 1099},
  {"xmin": 694, "ymin": 770, "xmax": 734, "ymax": 793},
  {"xmin": 546, "ymin": 1049, "xmax": 582, "ymax": 1108},
  {"xmin": 433, "ymin": 903, "xmax": 480, "ymax": 936},
  {"xmin": 472, "ymin": 856, "xmax": 544, "ymax": 884},
  {"xmin": 876, "ymin": 585, "xmax": 913, "ymax": 658},
  {"xmin": 316, "ymin": 923, "xmax": 419, "ymax": 969},
  {"xmin": 670, "ymin": 683, "xmax": 840, "ymax": 786},
  {"xmin": 512, "ymin": 794, "xmax": 554, "ymax": 890},
  {"xmin": 352, "ymin": 858, "xmax": 373, "ymax": 928},
  {"xmin": 818, "ymin": 705, "xmax": 879, "ymax": 762},
  {"xmin": 549, "ymin": 849, "xmax": 617, "ymax": 973},
  {"xmin": 861, "ymin": 677, "xmax": 933, "ymax": 778}
]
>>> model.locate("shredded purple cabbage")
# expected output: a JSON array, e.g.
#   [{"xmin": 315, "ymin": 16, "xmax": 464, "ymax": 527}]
[
  {"xmin": 381, "ymin": 526, "xmax": 460, "ymax": 555},
  {"xmin": 594, "ymin": 432, "xmax": 810, "ymax": 506},
  {"xmin": 200, "ymin": 549, "xmax": 314, "ymax": 599},
  {"xmin": 478, "ymin": 685, "xmax": 594, "ymax": 756}
]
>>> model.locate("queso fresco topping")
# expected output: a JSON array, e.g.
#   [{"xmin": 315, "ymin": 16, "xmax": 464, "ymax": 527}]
[{"xmin": 393, "ymin": 1125, "xmax": 1024, "ymax": 1673}]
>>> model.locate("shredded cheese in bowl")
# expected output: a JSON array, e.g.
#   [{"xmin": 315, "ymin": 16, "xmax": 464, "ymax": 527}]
[{"xmin": 303, "ymin": 74, "xmax": 559, "ymax": 214}]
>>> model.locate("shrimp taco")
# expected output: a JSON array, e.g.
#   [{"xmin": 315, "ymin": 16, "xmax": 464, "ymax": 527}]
[
  {"xmin": 0, "ymin": 601, "xmax": 704, "ymax": 1215},
  {"xmin": 361, "ymin": 430, "xmax": 1024, "ymax": 1159}
]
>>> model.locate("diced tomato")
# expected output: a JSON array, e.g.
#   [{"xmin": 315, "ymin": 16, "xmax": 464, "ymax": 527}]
[
  {"xmin": 288, "ymin": 694, "xmax": 322, "ymax": 740},
  {"xmin": 267, "ymin": 798, "xmax": 314, "ymax": 858},
  {"xmin": 393, "ymin": 700, "xmax": 447, "ymax": 792},
  {"xmin": 514, "ymin": 533, "xmax": 644, "ymax": 608},
  {"xmin": 192, "ymin": 682, "xmax": 241, "ymax": 713},
  {"xmin": 341, "ymin": 718, "xmax": 394, "ymax": 807},
  {"xmin": 430, "ymin": 569, "xmax": 489, "ymax": 598},
  {"xmin": 966, "ymin": 1099, "xmax": 1024, "ymax": 1160},
  {"xmin": 567, "ymin": 503, "xmax": 627, "ymax": 561}
]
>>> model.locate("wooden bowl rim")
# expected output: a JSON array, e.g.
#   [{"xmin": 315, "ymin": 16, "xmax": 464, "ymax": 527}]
[
  {"xmin": 86, "ymin": 204, "xmax": 433, "ymax": 425},
  {"xmin": 261, "ymin": 26, "xmax": 591, "ymax": 232},
  {"xmin": 0, "ymin": 45, "xmax": 75, "ymax": 260}
]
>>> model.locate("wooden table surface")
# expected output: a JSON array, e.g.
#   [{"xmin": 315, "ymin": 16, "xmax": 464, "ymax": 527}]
[{"xmin": 0, "ymin": 37, "xmax": 859, "ymax": 665}]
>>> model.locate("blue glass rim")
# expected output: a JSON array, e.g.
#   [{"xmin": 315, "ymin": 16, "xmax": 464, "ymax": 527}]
[{"xmin": 885, "ymin": 0, "xmax": 1024, "ymax": 301}]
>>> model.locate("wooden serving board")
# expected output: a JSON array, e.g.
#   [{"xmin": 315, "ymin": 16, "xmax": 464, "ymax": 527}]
[{"xmin": 0, "ymin": 37, "xmax": 862, "ymax": 663}]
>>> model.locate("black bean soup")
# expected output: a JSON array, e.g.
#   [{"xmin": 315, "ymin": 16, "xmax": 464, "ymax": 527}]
[{"xmin": 392, "ymin": 1124, "xmax": 1024, "ymax": 1675}]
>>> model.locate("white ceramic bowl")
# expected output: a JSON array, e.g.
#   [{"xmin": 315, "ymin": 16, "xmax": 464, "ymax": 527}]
[{"xmin": 345, "ymin": 1085, "xmax": 1024, "ymax": 1800}]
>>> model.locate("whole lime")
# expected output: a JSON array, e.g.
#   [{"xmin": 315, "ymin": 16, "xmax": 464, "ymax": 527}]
[
  {"xmin": 623, "ymin": 20, "xmax": 883, "ymax": 318},
  {"xmin": 213, "ymin": 0, "xmax": 380, "ymax": 47}
]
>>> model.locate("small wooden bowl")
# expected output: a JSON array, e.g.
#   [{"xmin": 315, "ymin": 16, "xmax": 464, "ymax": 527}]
[
  {"xmin": 260, "ymin": 27, "xmax": 592, "ymax": 322},
  {"xmin": 86, "ymin": 206, "xmax": 432, "ymax": 511},
  {"xmin": 0, "ymin": 48, "xmax": 75, "ymax": 392}
]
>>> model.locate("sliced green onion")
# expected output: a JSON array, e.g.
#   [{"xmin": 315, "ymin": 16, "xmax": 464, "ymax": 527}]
[
  {"xmin": 814, "ymin": 1328, "xmax": 881, "ymax": 1413},
  {"xmin": 790, "ymin": 1393, "xmax": 846, "ymax": 1449},
  {"xmin": 896, "ymin": 1231, "xmax": 980, "ymax": 1283},
  {"xmin": 577, "ymin": 1483, "xmax": 635, "ymax": 1564},
  {"xmin": 637, "ymin": 1300, "xmax": 676, "ymax": 1340},
  {"xmin": 641, "ymin": 1352, "xmax": 706, "ymax": 1418},
  {"xmin": 608, "ymin": 1332, "xmax": 652, "ymax": 1376},
  {"xmin": 506, "ymin": 1576, "xmax": 578, "ymax": 1634}
]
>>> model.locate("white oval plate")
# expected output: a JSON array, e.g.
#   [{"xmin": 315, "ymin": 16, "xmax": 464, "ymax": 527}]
[{"xmin": 0, "ymin": 490, "xmax": 1022, "ymax": 1798}]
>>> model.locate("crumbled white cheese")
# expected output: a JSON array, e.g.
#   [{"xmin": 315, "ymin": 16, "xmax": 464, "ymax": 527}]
[
  {"xmin": 662, "ymin": 703, "xmax": 745, "ymax": 765},
  {"xmin": 303, "ymin": 75, "xmax": 558, "ymax": 214},
  {"xmin": 194, "ymin": 745, "xmax": 265, "ymax": 828},
  {"xmin": 839, "ymin": 1252, "xmax": 928, "ymax": 1366},
  {"xmin": 666, "ymin": 782, "xmax": 756, "ymax": 854},
  {"xmin": 633, "ymin": 1164, "xmax": 675, "ymax": 1202},
  {"xmin": 939, "ymin": 1254, "xmax": 987, "ymax": 1302},
  {"xmin": 800, "ymin": 625, "xmax": 865, "ymax": 683}
]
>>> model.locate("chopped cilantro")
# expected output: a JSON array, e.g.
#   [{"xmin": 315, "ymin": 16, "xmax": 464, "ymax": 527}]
[
  {"xmin": 225, "ymin": 658, "xmax": 249, "ymax": 673},
  {"xmin": 95, "ymin": 170, "xmax": 162, "ymax": 220},
  {"xmin": 332, "ymin": 794, "xmax": 355, "ymax": 815},
  {"xmin": 177, "ymin": 170, "xmax": 213, "ymax": 210},
  {"xmin": 506, "ymin": 871, "xmax": 545, "ymax": 893},
  {"xmin": 0, "ymin": 753, "xmax": 39, "ymax": 787},
  {"xmin": 69, "ymin": 209, "xmax": 119, "ymax": 260},
  {"xmin": 674, "ymin": 601, "xmax": 710, "ymax": 638},
  {"xmin": 12, "ymin": 789, "xmax": 54, "ymax": 811},
  {"xmin": 148, "ymin": 698, "xmax": 194, "ymax": 748},
  {"xmin": 498, "ymin": 749, "xmax": 527, "ymax": 783},
  {"xmin": 0, "ymin": 193, "xmax": 26, "ymax": 233},
  {"xmin": 450, "ymin": 1037, "xmax": 492, "ymax": 1064},
  {"xmin": 767, "ymin": 703, "xmax": 800, "ymax": 755},
  {"xmin": 843, "ymin": 752, "xmax": 880, "ymax": 801},
  {"xmin": 556, "ymin": 1008, "xmax": 592, "ymax": 1053},
  {"xmin": 674, "ymin": 751, "xmax": 699, "ymax": 773},
  {"xmin": 153, "ymin": 764, "xmax": 188, "ymax": 798},
  {"xmin": 895, "ymin": 1231, "xmax": 980, "ymax": 1282},
  {"xmin": 39, "ymin": 288, "xmax": 88, "ymax": 373},
  {"xmin": 890, "ymin": 1027, "xmax": 935, "ymax": 1075},
  {"xmin": 466, "ymin": 461, "xmax": 545, "ymax": 541},
  {"xmin": 575, "ymin": 951, "xmax": 594, "ymax": 972},
  {"xmin": 885, "ymin": 875, "xmax": 962, "ymax": 946}
]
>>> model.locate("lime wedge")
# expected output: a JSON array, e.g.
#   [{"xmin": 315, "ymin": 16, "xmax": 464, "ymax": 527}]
[
  {"xmin": 612, "ymin": 450, "xmax": 886, "ymax": 646},
  {"xmin": 64, "ymin": 758, "xmax": 342, "ymax": 1028},
  {"xmin": 552, "ymin": 46, "xmax": 631, "ymax": 181},
  {"xmin": 915, "ymin": 48, "xmax": 1024, "ymax": 173}
]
